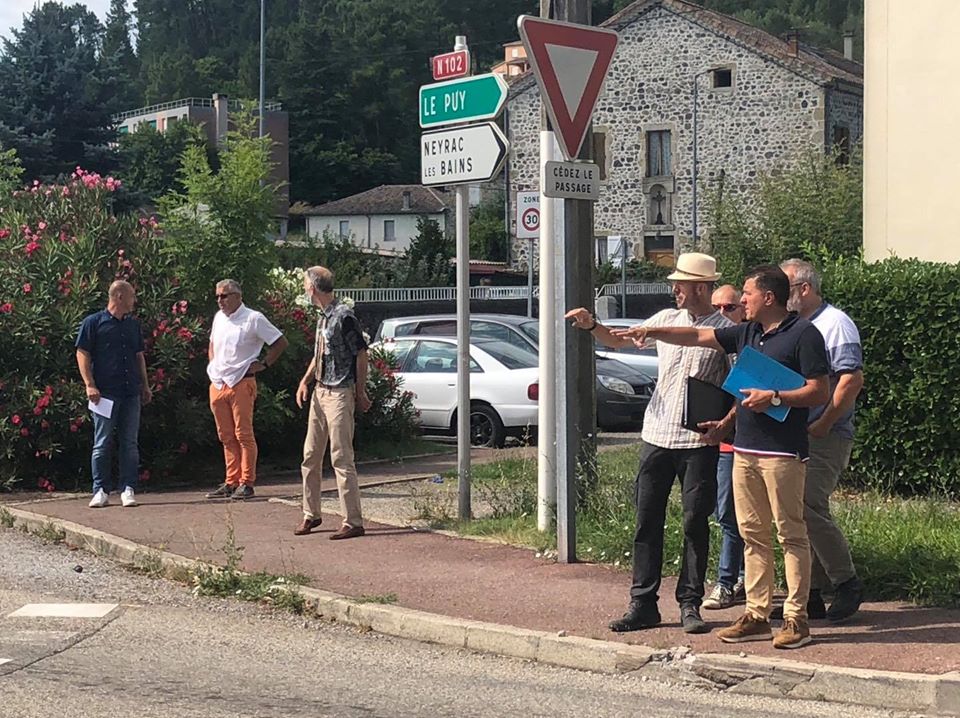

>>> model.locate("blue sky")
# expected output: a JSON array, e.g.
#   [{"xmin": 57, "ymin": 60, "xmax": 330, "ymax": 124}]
[{"xmin": 1, "ymin": 1, "xmax": 117, "ymax": 40}]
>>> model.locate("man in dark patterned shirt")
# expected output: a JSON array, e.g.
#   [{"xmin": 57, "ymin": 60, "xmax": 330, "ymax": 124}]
[{"xmin": 294, "ymin": 266, "xmax": 371, "ymax": 539}]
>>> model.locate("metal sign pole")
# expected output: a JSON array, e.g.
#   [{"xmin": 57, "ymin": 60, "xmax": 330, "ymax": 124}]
[{"xmin": 454, "ymin": 35, "xmax": 472, "ymax": 520}]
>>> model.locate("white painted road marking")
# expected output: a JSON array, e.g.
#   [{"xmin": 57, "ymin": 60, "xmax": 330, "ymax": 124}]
[{"xmin": 7, "ymin": 603, "xmax": 118, "ymax": 618}]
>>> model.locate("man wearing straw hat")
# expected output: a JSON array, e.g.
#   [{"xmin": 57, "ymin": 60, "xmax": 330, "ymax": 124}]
[{"xmin": 567, "ymin": 252, "xmax": 733, "ymax": 635}]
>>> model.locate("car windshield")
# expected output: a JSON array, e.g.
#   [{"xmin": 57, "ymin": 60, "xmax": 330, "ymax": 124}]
[{"xmin": 476, "ymin": 341, "xmax": 538, "ymax": 369}]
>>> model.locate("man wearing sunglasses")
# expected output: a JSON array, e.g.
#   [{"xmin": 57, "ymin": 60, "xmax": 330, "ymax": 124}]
[
  {"xmin": 205, "ymin": 279, "xmax": 288, "ymax": 500},
  {"xmin": 702, "ymin": 285, "xmax": 746, "ymax": 610},
  {"xmin": 778, "ymin": 258, "xmax": 865, "ymax": 623}
]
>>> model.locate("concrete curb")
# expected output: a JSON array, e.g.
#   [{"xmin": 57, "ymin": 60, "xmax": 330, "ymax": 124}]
[{"xmin": 4, "ymin": 505, "xmax": 958, "ymax": 716}]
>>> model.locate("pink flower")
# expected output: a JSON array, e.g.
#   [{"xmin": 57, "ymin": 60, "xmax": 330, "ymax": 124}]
[
  {"xmin": 11, "ymin": 414, "xmax": 21, "ymax": 425},
  {"xmin": 61, "ymin": 187, "xmax": 70, "ymax": 197},
  {"xmin": 24, "ymin": 241, "xmax": 41, "ymax": 257},
  {"xmin": 0, "ymin": 303, "xmax": 13, "ymax": 314},
  {"xmin": 177, "ymin": 328, "xmax": 194, "ymax": 342},
  {"xmin": 69, "ymin": 423, "xmax": 79, "ymax": 433},
  {"xmin": 22, "ymin": 283, "xmax": 31, "ymax": 294},
  {"xmin": 0, "ymin": 228, "xmax": 10, "ymax": 239},
  {"xmin": 37, "ymin": 221, "xmax": 47, "ymax": 231}
]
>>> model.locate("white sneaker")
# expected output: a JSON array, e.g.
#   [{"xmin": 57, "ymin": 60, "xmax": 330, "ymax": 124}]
[
  {"xmin": 120, "ymin": 488, "xmax": 138, "ymax": 507},
  {"xmin": 702, "ymin": 583, "xmax": 735, "ymax": 610},
  {"xmin": 88, "ymin": 489, "xmax": 109, "ymax": 508}
]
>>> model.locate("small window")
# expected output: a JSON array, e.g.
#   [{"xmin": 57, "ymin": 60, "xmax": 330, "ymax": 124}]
[
  {"xmin": 416, "ymin": 320, "xmax": 457, "ymax": 336},
  {"xmin": 646, "ymin": 130, "xmax": 671, "ymax": 177},
  {"xmin": 408, "ymin": 341, "xmax": 480, "ymax": 373},
  {"xmin": 339, "ymin": 220, "xmax": 349, "ymax": 239},
  {"xmin": 146, "ymin": 119, "xmax": 157, "ymax": 130},
  {"xmin": 383, "ymin": 219, "xmax": 396, "ymax": 242},
  {"xmin": 167, "ymin": 115, "xmax": 179, "ymax": 126},
  {"xmin": 118, "ymin": 125, "xmax": 129, "ymax": 134},
  {"xmin": 595, "ymin": 236, "xmax": 609, "ymax": 266},
  {"xmin": 833, "ymin": 126, "xmax": 851, "ymax": 166},
  {"xmin": 712, "ymin": 68, "xmax": 733, "ymax": 88}
]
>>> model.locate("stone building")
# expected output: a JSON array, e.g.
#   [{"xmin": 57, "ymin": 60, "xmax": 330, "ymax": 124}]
[{"xmin": 505, "ymin": 0, "xmax": 863, "ymax": 269}]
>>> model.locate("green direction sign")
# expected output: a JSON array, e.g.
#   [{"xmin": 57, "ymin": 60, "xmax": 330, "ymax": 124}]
[{"xmin": 419, "ymin": 73, "xmax": 509, "ymax": 128}]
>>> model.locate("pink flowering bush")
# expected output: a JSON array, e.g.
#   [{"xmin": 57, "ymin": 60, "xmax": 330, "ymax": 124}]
[{"xmin": 0, "ymin": 168, "xmax": 208, "ymax": 490}]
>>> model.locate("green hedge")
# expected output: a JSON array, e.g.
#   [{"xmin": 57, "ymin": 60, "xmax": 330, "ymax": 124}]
[{"xmin": 823, "ymin": 256, "xmax": 960, "ymax": 496}]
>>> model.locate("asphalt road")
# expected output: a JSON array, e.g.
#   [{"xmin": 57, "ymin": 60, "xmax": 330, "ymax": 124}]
[{"xmin": 0, "ymin": 528, "xmax": 919, "ymax": 718}]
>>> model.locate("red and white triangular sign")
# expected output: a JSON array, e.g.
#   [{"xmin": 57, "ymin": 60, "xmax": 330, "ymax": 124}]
[{"xmin": 518, "ymin": 15, "xmax": 619, "ymax": 162}]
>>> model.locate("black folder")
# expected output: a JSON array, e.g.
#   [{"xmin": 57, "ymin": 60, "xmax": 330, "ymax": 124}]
[{"xmin": 682, "ymin": 377, "xmax": 735, "ymax": 433}]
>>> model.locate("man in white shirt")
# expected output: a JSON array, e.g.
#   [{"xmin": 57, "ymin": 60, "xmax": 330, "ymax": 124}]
[{"xmin": 205, "ymin": 279, "xmax": 288, "ymax": 500}]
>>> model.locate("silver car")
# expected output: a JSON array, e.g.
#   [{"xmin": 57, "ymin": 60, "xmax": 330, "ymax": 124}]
[{"xmin": 593, "ymin": 318, "xmax": 660, "ymax": 380}]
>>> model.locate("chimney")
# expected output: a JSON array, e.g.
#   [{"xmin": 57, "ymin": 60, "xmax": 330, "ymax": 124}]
[
  {"xmin": 843, "ymin": 31, "xmax": 854, "ymax": 61},
  {"xmin": 402, "ymin": 190, "xmax": 411, "ymax": 211},
  {"xmin": 213, "ymin": 93, "xmax": 228, "ymax": 147},
  {"xmin": 786, "ymin": 29, "xmax": 800, "ymax": 57}
]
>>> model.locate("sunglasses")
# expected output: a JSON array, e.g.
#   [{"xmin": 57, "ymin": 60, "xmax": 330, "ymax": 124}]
[
  {"xmin": 215, "ymin": 292, "xmax": 238, "ymax": 300},
  {"xmin": 713, "ymin": 303, "xmax": 740, "ymax": 312}
]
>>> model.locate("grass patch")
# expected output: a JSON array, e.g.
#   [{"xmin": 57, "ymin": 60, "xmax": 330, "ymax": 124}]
[
  {"xmin": 462, "ymin": 446, "xmax": 960, "ymax": 608},
  {"xmin": 130, "ymin": 548, "xmax": 165, "ymax": 577},
  {"xmin": 0, "ymin": 507, "xmax": 14, "ymax": 529},
  {"xmin": 353, "ymin": 593, "xmax": 399, "ymax": 605},
  {"xmin": 32, "ymin": 521, "xmax": 66, "ymax": 544},
  {"xmin": 189, "ymin": 520, "xmax": 309, "ymax": 615}
]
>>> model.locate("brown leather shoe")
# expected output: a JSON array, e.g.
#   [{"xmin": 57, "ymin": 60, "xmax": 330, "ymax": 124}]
[
  {"xmin": 293, "ymin": 517, "xmax": 322, "ymax": 536},
  {"xmin": 329, "ymin": 525, "xmax": 365, "ymax": 540}
]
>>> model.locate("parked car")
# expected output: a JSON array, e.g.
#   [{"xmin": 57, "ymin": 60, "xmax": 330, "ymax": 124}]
[
  {"xmin": 373, "ymin": 336, "xmax": 539, "ymax": 448},
  {"xmin": 593, "ymin": 317, "xmax": 661, "ymax": 380},
  {"xmin": 375, "ymin": 313, "xmax": 655, "ymax": 430}
]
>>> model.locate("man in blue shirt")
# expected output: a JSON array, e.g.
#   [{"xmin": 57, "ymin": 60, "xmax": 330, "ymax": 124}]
[{"xmin": 75, "ymin": 280, "xmax": 152, "ymax": 508}]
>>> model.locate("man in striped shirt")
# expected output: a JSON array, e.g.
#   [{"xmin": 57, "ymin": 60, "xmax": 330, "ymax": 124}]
[{"xmin": 567, "ymin": 253, "xmax": 732, "ymax": 635}]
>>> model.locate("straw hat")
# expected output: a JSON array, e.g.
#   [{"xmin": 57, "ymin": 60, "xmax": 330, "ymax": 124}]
[{"xmin": 666, "ymin": 252, "xmax": 721, "ymax": 282}]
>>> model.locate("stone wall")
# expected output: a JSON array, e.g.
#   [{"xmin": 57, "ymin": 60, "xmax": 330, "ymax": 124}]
[{"xmin": 507, "ymin": 4, "xmax": 863, "ymax": 270}]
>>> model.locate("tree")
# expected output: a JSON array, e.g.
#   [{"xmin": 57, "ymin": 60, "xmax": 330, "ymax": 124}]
[
  {"xmin": 469, "ymin": 193, "xmax": 509, "ymax": 262},
  {"xmin": 158, "ymin": 113, "xmax": 279, "ymax": 306},
  {"xmin": 400, "ymin": 216, "xmax": 454, "ymax": 286},
  {"xmin": 0, "ymin": 3, "xmax": 119, "ymax": 179},
  {"xmin": 102, "ymin": 0, "xmax": 140, "ymax": 110},
  {"xmin": 115, "ymin": 120, "xmax": 211, "ymax": 208}
]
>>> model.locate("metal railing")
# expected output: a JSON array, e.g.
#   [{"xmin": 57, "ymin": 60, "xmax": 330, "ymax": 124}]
[
  {"xmin": 597, "ymin": 282, "xmax": 672, "ymax": 297},
  {"xmin": 338, "ymin": 286, "xmax": 541, "ymax": 303},
  {"xmin": 114, "ymin": 97, "xmax": 283, "ymax": 122},
  {"xmin": 336, "ymin": 283, "xmax": 670, "ymax": 303}
]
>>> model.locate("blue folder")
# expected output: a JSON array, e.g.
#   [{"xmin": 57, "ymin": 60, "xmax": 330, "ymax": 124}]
[{"xmin": 721, "ymin": 345, "xmax": 806, "ymax": 422}]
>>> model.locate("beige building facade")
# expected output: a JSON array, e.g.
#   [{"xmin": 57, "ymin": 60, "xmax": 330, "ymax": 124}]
[{"xmin": 864, "ymin": 1, "xmax": 960, "ymax": 262}]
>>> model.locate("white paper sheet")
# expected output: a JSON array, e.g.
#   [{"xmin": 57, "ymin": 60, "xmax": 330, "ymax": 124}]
[{"xmin": 88, "ymin": 397, "xmax": 114, "ymax": 419}]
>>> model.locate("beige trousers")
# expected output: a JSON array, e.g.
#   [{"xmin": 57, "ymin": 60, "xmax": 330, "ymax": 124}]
[
  {"xmin": 301, "ymin": 386, "xmax": 363, "ymax": 528},
  {"xmin": 733, "ymin": 452, "xmax": 811, "ymax": 622}
]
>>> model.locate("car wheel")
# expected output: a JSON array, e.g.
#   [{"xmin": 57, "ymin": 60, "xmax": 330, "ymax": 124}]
[{"xmin": 469, "ymin": 404, "xmax": 506, "ymax": 448}]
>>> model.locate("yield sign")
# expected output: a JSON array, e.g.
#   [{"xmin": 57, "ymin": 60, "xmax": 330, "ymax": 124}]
[{"xmin": 518, "ymin": 16, "xmax": 618, "ymax": 162}]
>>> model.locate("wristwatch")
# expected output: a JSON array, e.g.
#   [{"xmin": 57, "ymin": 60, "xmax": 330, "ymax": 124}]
[{"xmin": 770, "ymin": 390, "xmax": 782, "ymax": 407}]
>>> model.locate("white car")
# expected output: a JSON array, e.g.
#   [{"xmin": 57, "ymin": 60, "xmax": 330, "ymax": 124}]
[
  {"xmin": 594, "ymin": 318, "xmax": 660, "ymax": 380},
  {"xmin": 373, "ymin": 336, "xmax": 539, "ymax": 448}
]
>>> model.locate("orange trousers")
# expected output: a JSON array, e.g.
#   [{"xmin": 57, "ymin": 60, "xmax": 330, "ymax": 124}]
[{"xmin": 209, "ymin": 377, "xmax": 258, "ymax": 486}]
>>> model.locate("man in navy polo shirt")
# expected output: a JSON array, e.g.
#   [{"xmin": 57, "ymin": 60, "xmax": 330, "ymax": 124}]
[
  {"xmin": 614, "ymin": 265, "xmax": 829, "ymax": 649},
  {"xmin": 76, "ymin": 280, "xmax": 152, "ymax": 509}
]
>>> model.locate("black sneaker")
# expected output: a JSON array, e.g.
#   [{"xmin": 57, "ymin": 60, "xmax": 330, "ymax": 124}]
[
  {"xmin": 771, "ymin": 589, "xmax": 826, "ymax": 620},
  {"xmin": 205, "ymin": 483, "xmax": 236, "ymax": 499},
  {"xmin": 608, "ymin": 601, "xmax": 661, "ymax": 633},
  {"xmin": 826, "ymin": 577, "xmax": 863, "ymax": 623},
  {"xmin": 681, "ymin": 605, "xmax": 709, "ymax": 634},
  {"xmin": 231, "ymin": 485, "xmax": 255, "ymax": 500}
]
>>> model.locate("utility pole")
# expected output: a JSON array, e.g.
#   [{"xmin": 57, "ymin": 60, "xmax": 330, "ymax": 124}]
[
  {"xmin": 259, "ymin": 0, "xmax": 266, "ymax": 139},
  {"xmin": 540, "ymin": 0, "xmax": 598, "ymax": 563}
]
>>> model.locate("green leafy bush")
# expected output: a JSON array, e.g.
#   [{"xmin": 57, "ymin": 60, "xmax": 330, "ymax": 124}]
[
  {"xmin": 0, "ymin": 168, "xmax": 205, "ymax": 491},
  {"xmin": 821, "ymin": 256, "xmax": 960, "ymax": 496}
]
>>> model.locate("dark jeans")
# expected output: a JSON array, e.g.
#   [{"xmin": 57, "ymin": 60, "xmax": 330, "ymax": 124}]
[
  {"xmin": 715, "ymin": 451, "xmax": 745, "ymax": 588},
  {"xmin": 91, "ymin": 394, "xmax": 141, "ymax": 494},
  {"xmin": 629, "ymin": 441, "xmax": 719, "ymax": 608}
]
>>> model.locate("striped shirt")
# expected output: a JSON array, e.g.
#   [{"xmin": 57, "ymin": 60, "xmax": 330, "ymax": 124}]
[{"xmin": 639, "ymin": 308, "xmax": 733, "ymax": 450}]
